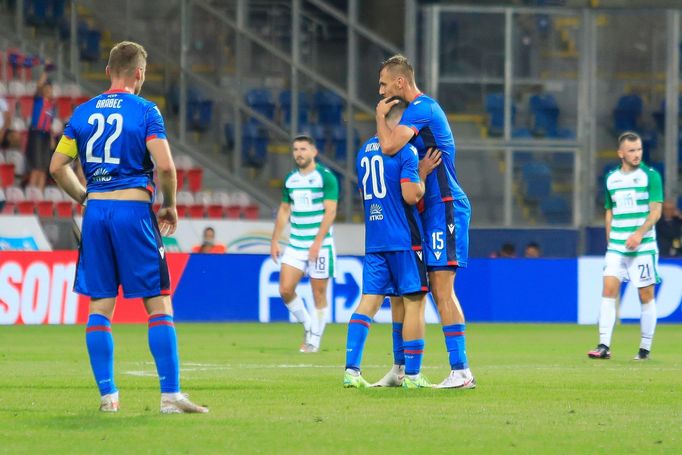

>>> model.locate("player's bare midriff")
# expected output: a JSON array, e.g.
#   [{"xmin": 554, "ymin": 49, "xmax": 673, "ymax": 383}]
[{"xmin": 87, "ymin": 188, "xmax": 151, "ymax": 202}]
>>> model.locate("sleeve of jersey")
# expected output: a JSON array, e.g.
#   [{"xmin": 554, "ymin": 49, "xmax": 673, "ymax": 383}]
[
  {"xmin": 398, "ymin": 102, "xmax": 431, "ymax": 136},
  {"xmin": 281, "ymin": 183, "xmax": 291, "ymax": 203},
  {"xmin": 54, "ymin": 123, "xmax": 78, "ymax": 158},
  {"xmin": 648, "ymin": 168, "xmax": 664, "ymax": 202},
  {"xmin": 604, "ymin": 177, "xmax": 613, "ymax": 210},
  {"xmin": 145, "ymin": 105, "xmax": 168, "ymax": 142},
  {"xmin": 399, "ymin": 147, "xmax": 421, "ymax": 184},
  {"xmin": 322, "ymin": 169, "xmax": 339, "ymax": 201}
]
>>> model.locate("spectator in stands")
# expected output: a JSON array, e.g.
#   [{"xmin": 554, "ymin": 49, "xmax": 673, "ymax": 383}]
[
  {"xmin": 0, "ymin": 93, "xmax": 10, "ymax": 148},
  {"xmin": 498, "ymin": 243, "xmax": 517, "ymax": 258},
  {"xmin": 656, "ymin": 201, "xmax": 682, "ymax": 257},
  {"xmin": 25, "ymin": 63, "xmax": 56, "ymax": 190},
  {"xmin": 192, "ymin": 227, "xmax": 227, "ymax": 253},
  {"xmin": 524, "ymin": 242, "xmax": 542, "ymax": 258}
]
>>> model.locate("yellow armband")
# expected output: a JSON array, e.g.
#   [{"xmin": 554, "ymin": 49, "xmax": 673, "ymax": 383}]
[{"xmin": 55, "ymin": 135, "xmax": 78, "ymax": 159}]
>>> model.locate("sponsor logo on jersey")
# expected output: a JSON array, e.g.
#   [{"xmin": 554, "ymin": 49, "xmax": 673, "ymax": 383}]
[
  {"xmin": 434, "ymin": 251, "xmax": 442, "ymax": 260},
  {"xmin": 369, "ymin": 203, "xmax": 384, "ymax": 221},
  {"xmin": 448, "ymin": 224, "xmax": 455, "ymax": 234},
  {"xmin": 159, "ymin": 247, "xmax": 165, "ymax": 259},
  {"xmin": 92, "ymin": 167, "xmax": 112, "ymax": 182},
  {"xmin": 416, "ymin": 251, "xmax": 423, "ymax": 261}
]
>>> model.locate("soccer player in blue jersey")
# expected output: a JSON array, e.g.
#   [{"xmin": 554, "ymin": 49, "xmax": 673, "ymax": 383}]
[
  {"xmin": 49, "ymin": 41, "xmax": 208, "ymax": 413},
  {"xmin": 375, "ymin": 55, "xmax": 476, "ymax": 389},
  {"xmin": 344, "ymin": 98, "xmax": 441, "ymax": 389}
]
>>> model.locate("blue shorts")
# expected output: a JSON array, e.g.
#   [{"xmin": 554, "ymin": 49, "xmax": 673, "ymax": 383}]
[
  {"xmin": 362, "ymin": 250, "xmax": 428, "ymax": 296},
  {"xmin": 75, "ymin": 200, "xmax": 170, "ymax": 298},
  {"xmin": 421, "ymin": 198, "xmax": 470, "ymax": 269}
]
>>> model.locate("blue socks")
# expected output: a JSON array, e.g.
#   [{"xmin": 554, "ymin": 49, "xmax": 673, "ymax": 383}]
[
  {"xmin": 443, "ymin": 324, "xmax": 468, "ymax": 370},
  {"xmin": 404, "ymin": 339, "xmax": 425, "ymax": 375},
  {"xmin": 345, "ymin": 313, "xmax": 372, "ymax": 371},
  {"xmin": 148, "ymin": 314, "xmax": 180, "ymax": 393},
  {"xmin": 85, "ymin": 314, "xmax": 117, "ymax": 396},
  {"xmin": 392, "ymin": 322, "xmax": 405, "ymax": 366}
]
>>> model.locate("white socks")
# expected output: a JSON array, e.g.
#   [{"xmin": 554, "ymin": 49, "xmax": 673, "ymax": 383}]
[
  {"xmin": 316, "ymin": 307, "xmax": 328, "ymax": 338},
  {"xmin": 285, "ymin": 296, "xmax": 312, "ymax": 332},
  {"xmin": 161, "ymin": 392, "xmax": 183, "ymax": 400},
  {"xmin": 598, "ymin": 296, "xmax": 657, "ymax": 351},
  {"xmin": 640, "ymin": 300, "xmax": 657, "ymax": 351},
  {"xmin": 598, "ymin": 297, "xmax": 617, "ymax": 347}
]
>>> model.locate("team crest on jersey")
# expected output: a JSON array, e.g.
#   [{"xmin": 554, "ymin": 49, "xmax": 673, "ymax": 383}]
[{"xmin": 369, "ymin": 203, "xmax": 384, "ymax": 221}]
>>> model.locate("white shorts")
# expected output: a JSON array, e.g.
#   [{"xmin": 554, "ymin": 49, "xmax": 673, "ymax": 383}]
[
  {"xmin": 281, "ymin": 244, "xmax": 336, "ymax": 279},
  {"xmin": 603, "ymin": 251, "xmax": 660, "ymax": 288}
]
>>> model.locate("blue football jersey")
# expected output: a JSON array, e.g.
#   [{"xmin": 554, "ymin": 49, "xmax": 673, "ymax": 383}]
[
  {"xmin": 62, "ymin": 90, "xmax": 167, "ymax": 194},
  {"xmin": 399, "ymin": 93, "xmax": 467, "ymax": 204},
  {"xmin": 357, "ymin": 136, "xmax": 424, "ymax": 253}
]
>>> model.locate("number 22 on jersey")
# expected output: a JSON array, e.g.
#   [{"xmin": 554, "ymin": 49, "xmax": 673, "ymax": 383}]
[
  {"xmin": 360, "ymin": 155, "xmax": 387, "ymax": 200},
  {"xmin": 86, "ymin": 113, "xmax": 123, "ymax": 164}
]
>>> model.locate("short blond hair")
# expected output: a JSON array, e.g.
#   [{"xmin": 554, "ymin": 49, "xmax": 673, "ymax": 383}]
[
  {"xmin": 379, "ymin": 54, "xmax": 415, "ymax": 84},
  {"xmin": 107, "ymin": 41, "xmax": 147, "ymax": 77}
]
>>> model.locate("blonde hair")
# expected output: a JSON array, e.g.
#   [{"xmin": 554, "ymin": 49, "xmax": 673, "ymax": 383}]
[
  {"xmin": 379, "ymin": 54, "xmax": 415, "ymax": 84},
  {"xmin": 107, "ymin": 41, "xmax": 147, "ymax": 77}
]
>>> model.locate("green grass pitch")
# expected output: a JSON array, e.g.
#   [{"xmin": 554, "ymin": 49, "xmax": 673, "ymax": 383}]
[{"xmin": 1, "ymin": 323, "xmax": 682, "ymax": 453}]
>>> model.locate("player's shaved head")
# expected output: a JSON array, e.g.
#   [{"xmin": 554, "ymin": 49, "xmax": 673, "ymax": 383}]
[
  {"xmin": 618, "ymin": 131, "xmax": 641, "ymax": 148},
  {"xmin": 386, "ymin": 96, "xmax": 408, "ymax": 122},
  {"xmin": 108, "ymin": 41, "xmax": 148, "ymax": 77},
  {"xmin": 380, "ymin": 54, "xmax": 415, "ymax": 84}
]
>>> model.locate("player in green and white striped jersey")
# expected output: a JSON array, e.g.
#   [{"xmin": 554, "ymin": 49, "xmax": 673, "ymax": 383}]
[
  {"xmin": 270, "ymin": 135, "xmax": 339, "ymax": 353},
  {"xmin": 588, "ymin": 132, "xmax": 663, "ymax": 361}
]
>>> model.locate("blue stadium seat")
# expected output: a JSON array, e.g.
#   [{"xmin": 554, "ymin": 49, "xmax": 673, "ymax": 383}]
[
  {"xmin": 530, "ymin": 93, "xmax": 559, "ymax": 137},
  {"xmin": 551, "ymin": 152, "xmax": 574, "ymax": 170},
  {"xmin": 25, "ymin": 0, "xmax": 47, "ymax": 26},
  {"xmin": 245, "ymin": 89, "xmax": 275, "ymax": 122},
  {"xmin": 512, "ymin": 128, "xmax": 533, "ymax": 138},
  {"xmin": 302, "ymin": 123, "xmax": 327, "ymax": 152},
  {"xmin": 314, "ymin": 90, "xmax": 344, "ymax": 127},
  {"xmin": 547, "ymin": 127, "xmax": 575, "ymax": 140},
  {"xmin": 541, "ymin": 196, "xmax": 571, "ymax": 224},
  {"xmin": 331, "ymin": 125, "xmax": 360, "ymax": 161},
  {"xmin": 613, "ymin": 94, "xmax": 642, "ymax": 133},
  {"xmin": 279, "ymin": 90, "xmax": 310, "ymax": 127},
  {"xmin": 47, "ymin": 0, "xmax": 66, "ymax": 26},
  {"xmin": 511, "ymin": 127, "xmax": 539, "ymax": 172},
  {"xmin": 522, "ymin": 161, "xmax": 552, "ymax": 202},
  {"xmin": 80, "ymin": 28, "xmax": 101, "ymax": 62},
  {"xmin": 513, "ymin": 151, "xmax": 535, "ymax": 166},
  {"xmin": 242, "ymin": 120, "xmax": 268, "ymax": 168},
  {"xmin": 652, "ymin": 97, "xmax": 682, "ymax": 132},
  {"xmin": 485, "ymin": 94, "xmax": 516, "ymax": 137},
  {"xmin": 187, "ymin": 100, "xmax": 213, "ymax": 131}
]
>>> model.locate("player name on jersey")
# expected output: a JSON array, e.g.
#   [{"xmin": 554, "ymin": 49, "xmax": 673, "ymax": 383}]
[{"xmin": 95, "ymin": 98, "xmax": 123, "ymax": 109}]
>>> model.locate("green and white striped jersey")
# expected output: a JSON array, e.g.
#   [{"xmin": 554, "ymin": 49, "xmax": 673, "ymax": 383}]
[
  {"xmin": 282, "ymin": 163, "xmax": 339, "ymax": 251},
  {"xmin": 604, "ymin": 163, "xmax": 663, "ymax": 256}
]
